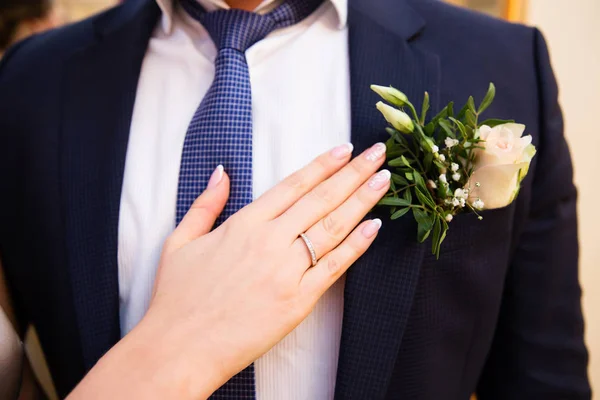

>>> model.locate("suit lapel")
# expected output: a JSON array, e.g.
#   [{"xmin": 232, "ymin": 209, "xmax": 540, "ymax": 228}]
[
  {"xmin": 61, "ymin": 0, "xmax": 160, "ymax": 370},
  {"xmin": 336, "ymin": 1, "xmax": 441, "ymax": 398}
]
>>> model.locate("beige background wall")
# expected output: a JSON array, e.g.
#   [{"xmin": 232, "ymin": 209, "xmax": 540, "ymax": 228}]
[
  {"xmin": 54, "ymin": 0, "xmax": 116, "ymax": 21},
  {"xmin": 526, "ymin": 0, "xmax": 600, "ymax": 392}
]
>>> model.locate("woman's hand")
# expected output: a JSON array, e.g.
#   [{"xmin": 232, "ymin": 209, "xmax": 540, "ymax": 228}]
[{"xmin": 69, "ymin": 142, "xmax": 390, "ymax": 400}]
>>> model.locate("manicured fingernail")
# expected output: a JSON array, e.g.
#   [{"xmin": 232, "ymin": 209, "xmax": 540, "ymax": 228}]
[
  {"xmin": 207, "ymin": 165, "xmax": 224, "ymax": 189},
  {"xmin": 362, "ymin": 218, "xmax": 382, "ymax": 238},
  {"xmin": 365, "ymin": 142, "xmax": 386, "ymax": 162},
  {"xmin": 368, "ymin": 169, "xmax": 391, "ymax": 190},
  {"xmin": 331, "ymin": 143, "xmax": 354, "ymax": 159}
]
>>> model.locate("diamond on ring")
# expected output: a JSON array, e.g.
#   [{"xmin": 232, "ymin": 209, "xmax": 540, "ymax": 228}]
[{"xmin": 299, "ymin": 233, "xmax": 318, "ymax": 267}]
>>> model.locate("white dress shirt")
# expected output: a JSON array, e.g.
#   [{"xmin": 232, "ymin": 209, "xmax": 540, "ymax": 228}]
[{"xmin": 118, "ymin": 0, "xmax": 350, "ymax": 398}]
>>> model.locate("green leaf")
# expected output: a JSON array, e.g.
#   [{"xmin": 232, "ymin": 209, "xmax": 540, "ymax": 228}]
[
  {"xmin": 417, "ymin": 224, "xmax": 431, "ymax": 243},
  {"xmin": 405, "ymin": 172, "xmax": 414, "ymax": 181},
  {"xmin": 420, "ymin": 91, "xmax": 430, "ymax": 125},
  {"xmin": 479, "ymin": 118, "xmax": 515, "ymax": 128},
  {"xmin": 401, "ymin": 155, "xmax": 411, "ymax": 168},
  {"xmin": 478, "ymin": 82, "xmax": 496, "ymax": 114},
  {"xmin": 413, "ymin": 208, "xmax": 434, "ymax": 231},
  {"xmin": 378, "ymin": 197, "xmax": 412, "ymax": 207},
  {"xmin": 437, "ymin": 224, "xmax": 448, "ymax": 257},
  {"xmin": 433, "ymin": 160, "xmax": 446, "ymax": 170},
  {"xmin": 389, "ymin": 178, "xmax": 396, "ymax": 191},
  {"xmin": 432, "ymin": 216, "xmax": 441, "ymax": 257},
  {"xmin": 465, "ymin": 125, "xmax": 474, "ymax": 139},
  {"xmin": 424, "ymin": 152, "xmax": 433, "ymax": 171},
  {"xmin": 403, "ymin": 187, "xmax": 413, "ymax": 203},
  {"xmin": 424, "ymin": 123, "xmax": 435, "ymax": 136},
  {"xmin": 416, "ymin": 187, "xmax": 436, "ymax": 209},
  {"xmin": 465, "ymin": 109, "xmax": 477, "ymax": 127},
  {"xmin": 414, "ymin": 208, "xmax": 434, "ymax": 243},
  {"xmin": 385, "ymin": 137, "xmax": 397, "ymax": 154},
  {"xmin": 391, "ymin": 173, "xmax": 409, "ymax": 186},
  {"xmin": 391, "ymin": 207, "xmax": 411, "ymax": 220},
  {"xmin": 449, "ymin": 117, "xmax": 467, "ymax": 138},
  {"xmin": 467, "ymin": 96, "xmax": 476, "ymax": 114},
  {"xmin": 438, "ymin": 119, "xmax": 455, "ymax": 139},
  {"xmin": 456, "ymin": 102, "xmax": 469, "ymax": 121},
  {"xmin": 447, "ymin": 101, "xmax": 454, "ymax": 118},
  {"xmin": 386, "ymin": 149, "xmax": 406, "ymax": 159},
  {"xmin": 412, "ymin": 170, "xmax": 427, "ymax": 193},
  {"xmin": 388, "ymin": 156, "xmax": 408, "ymax": 167}
]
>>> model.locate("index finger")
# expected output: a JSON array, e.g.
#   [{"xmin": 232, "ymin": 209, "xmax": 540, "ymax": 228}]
[{"xmin": 243, "ymin": 143, "xmax": 354, "ymax": 220}]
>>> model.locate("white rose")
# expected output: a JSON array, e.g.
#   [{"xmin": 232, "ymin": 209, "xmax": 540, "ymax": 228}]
[
  {"xmin": 468, "ymin": 123, "xmax": 536, "ymax": 209},
  {"xmin": 375, "ymin": 102, "xmax": 414, "ymax": 133}
]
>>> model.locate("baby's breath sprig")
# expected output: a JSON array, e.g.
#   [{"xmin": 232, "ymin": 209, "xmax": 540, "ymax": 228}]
[{"xmin": 372, "ymin": 83, "xmax": 514, "ymax": 258}]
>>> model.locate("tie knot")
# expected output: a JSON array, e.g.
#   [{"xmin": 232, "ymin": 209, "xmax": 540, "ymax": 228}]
[
  {"xmin": 202, "ymin": 10, "xmax": 275, "ymax": 52},
  {"xmin": 180, "ymin": 0, "xmax": 325, "ymax": 52}
]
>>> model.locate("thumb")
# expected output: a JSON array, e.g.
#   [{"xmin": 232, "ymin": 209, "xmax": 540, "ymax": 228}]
[{"xmin": 165, "ymin": 165, "xmax": 230, "ymax": 252}]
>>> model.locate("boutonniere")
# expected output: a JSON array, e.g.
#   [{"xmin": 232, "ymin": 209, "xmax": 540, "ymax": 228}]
[{"xmin": 371, "ymin": 83, "xmax": 536, "ymax": 258}]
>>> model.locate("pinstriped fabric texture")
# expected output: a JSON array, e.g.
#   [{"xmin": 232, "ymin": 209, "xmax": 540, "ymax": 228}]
[{"xmin": 177, "ymin": 0, "xmax": 324, "ymax": 398}]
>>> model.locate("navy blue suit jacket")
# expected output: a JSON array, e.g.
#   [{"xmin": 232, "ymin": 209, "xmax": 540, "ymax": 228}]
[{"xmin": 0, "ymin": 0, "xmax": 590, "ymax": 398}]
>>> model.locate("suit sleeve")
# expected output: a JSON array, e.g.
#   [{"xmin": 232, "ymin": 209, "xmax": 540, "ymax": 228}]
[
  {"xmin": 476, "ymin": 28, "xmax": 591, "ymax": 399},
  {"xmin": 0, "ymin": 37, "xmax": 35, "ymax": 332}
]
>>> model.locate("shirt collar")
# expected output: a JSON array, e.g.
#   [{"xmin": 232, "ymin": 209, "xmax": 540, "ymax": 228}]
[{"xmin": 156, "ymin": 0, "xmax": 347, "ymax": 34}]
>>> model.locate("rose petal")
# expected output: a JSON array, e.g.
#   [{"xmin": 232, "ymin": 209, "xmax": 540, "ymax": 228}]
[
  {"xmin": 468, "ymin": 162, "xmax": 529, "ymax": 209},
  {"xmin": 478, "ymin": 125, "xmax": 493, "ymax": 140},
  {"xmin": 519, "ymin": 134, "xmax": 533, "ymax": 148},
  {"xmin": 502, "ymin": 123, "xmax": 526, "ymax": 138},
  {"xmin": 477, "ymin": 125, "xmax": 529, "ymax": 166}
]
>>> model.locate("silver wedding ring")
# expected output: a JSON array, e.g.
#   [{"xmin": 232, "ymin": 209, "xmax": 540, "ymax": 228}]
[{"xmin": 299, "ymin": 233, "xmax": 318, "ymax": 267}]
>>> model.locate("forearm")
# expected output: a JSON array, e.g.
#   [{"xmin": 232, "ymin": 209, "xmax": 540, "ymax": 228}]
[{"xmin": 68, "ymin": 311, "xmax": 227, "ymax": 400}]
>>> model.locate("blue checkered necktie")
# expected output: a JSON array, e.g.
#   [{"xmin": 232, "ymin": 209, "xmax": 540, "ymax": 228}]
[
  {"xmin": 176, "ymin": 0, "xmax": 324, "ymax": 398},
  {"xmin": 176, "ymin": 0, "xmax": 324, "ymax": 229}
]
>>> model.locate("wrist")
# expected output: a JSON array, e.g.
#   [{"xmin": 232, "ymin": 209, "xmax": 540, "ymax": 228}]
[
  {"xmin": 71, "ymin": 308, "xmax": 229, "ymax": 400},
  {"xmin": 126, "ymin": 309, "xmax": 229, "ymax": 399}
]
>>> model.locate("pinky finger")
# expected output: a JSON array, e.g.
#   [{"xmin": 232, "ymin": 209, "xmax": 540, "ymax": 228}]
[{"xmin": 300, "ymin": 218, "xmax": 382, "ymax": 297}]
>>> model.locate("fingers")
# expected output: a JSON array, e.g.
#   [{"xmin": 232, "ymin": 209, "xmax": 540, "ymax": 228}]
[
  {"xmin": 244, "ymin": 143, "xmax": 354, "ymax": 221},
  {"xmin": 291, "ymin": 169, "xmax": 390, "ymax": 269},
  {"xmin": 164, "ymin": 166, "xmax": 230, "ymax": 253},
  {"xmin": 300, "ymin": 219, "xmax": 382, "ymax": 296},
  {"xmin": 277, "ymin": 142, "xmax": 387, "ymax": 237}
]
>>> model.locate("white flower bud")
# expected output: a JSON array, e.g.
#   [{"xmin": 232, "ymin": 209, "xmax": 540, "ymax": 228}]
[
  {"xmin": 451, "ymin": 162, "xmax": 460, "ymax": 172},
  {"xmin": 422, "ymin": 137, "xmax": 438, "ymax": 154},
  {"xmin": 376, "ymin": 102, "xmax": 414, "ymax": 133},
  {"xmin": 472, "ymin": 199, "xmax": 485, "ymax": 210},
  {"xmin": 427, "ymin": 180, "xmax": 437, "ymax": 189},
  {"xmin": 452, "ymin": 172, "xmax": 461, "ymax": 181},
  {"xmin": 439, "ymin": 174, "xmax": 448, "ymax": 184},
  {"xmin": 460, "ymin": 198, "xmax": 466, "ymax": 207},
  {"xmin": 452, "ymin": 198, "xmax": 460, "ymax": 207},
  {"xmin": 445, "ymin": 214, "xmax": 454, "ymax": 222},
  {"xmin": 439, "ymin": 154, "xmax": 446, "ymax": 162},
  {"xmin": 370, "ymin": 85, "xmax": 408, "ymax": 107},
  {"xmin": 454, "ymin": 188, "xmax": 467, "ymax": 199},
  {"xmin": 445, "ymin": 137, "xmax": 459, "ymax": 148}
]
